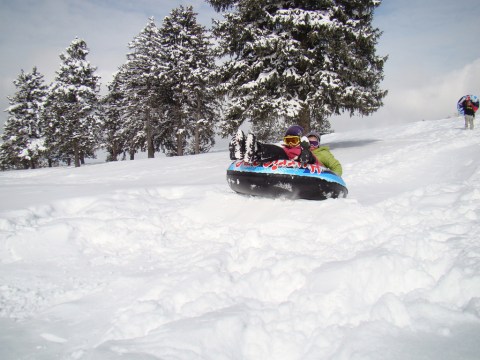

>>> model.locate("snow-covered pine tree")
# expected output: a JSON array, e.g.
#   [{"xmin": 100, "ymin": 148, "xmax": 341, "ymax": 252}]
[
  {"xmin": 208, "ymin": 0, "xmax": 388, "ymax": 141},
  {"xmin": 158, "ymin": 5, "xmax": 218, "ymax": 156},
  {"xmin": 0, "ymin": 67, "xmax": 47, "ymax": 169},
  {"xmin": 101, "ymin": 71, "xmax": 127, "ymax": 161},
  {"xmin": 42, "ymin": 38, "xmax": 101, "ymax": 167},
  {"xmin": 118, "ymin": 17, "xmax": 164, "ymax": 159}
]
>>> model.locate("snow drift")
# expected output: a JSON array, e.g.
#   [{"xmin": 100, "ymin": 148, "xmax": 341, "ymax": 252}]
[{"xmin": 1, "ymin": 117, "xmax": 480, "ymax": 359}]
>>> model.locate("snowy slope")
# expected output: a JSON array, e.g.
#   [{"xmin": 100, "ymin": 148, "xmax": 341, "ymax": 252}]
[{"xmin": 1, "ymin": 117, "xmax": 480, "ymax": 359}]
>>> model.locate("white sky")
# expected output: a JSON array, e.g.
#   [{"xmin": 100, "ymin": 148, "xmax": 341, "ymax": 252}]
[
  {"xmin": 0, "ymin": 0, "xmax": 479, "ymax": 132},
  {"xmin": 340, "ymin": 0, "xmax": 480, "ymax": 131}
]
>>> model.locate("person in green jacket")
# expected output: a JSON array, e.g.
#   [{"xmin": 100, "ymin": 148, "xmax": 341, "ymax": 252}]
[{"xmin": 306, "ymin": 131, "xmax": 343, "ymax": 176}]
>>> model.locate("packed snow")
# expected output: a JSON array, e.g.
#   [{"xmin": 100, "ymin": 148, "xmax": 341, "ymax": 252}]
[{"xmin": 1, "ymin": 117, "xmax": 480, "ymax": 359}]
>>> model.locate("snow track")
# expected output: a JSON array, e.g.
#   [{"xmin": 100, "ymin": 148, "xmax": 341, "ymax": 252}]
[{"xmin": 1, "ymin": 118, "xmax": 480, "ymax": 359}]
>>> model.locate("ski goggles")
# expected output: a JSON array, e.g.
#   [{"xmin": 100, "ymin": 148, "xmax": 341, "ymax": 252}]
[
  {"xmin": 309, "ymin": 140, "xmax": 319, "ymax": 148},
  {"xmin": 283, "ymin": 135, "xmax": 301, "ymax": 147}
]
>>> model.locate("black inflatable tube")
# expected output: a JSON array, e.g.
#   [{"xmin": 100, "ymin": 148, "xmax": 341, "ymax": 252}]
[{"xmin": 226, "ymin": 160, "xmax": 348, "ymax": 200}]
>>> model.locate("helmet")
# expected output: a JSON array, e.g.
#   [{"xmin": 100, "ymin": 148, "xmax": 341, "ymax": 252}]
[
  {"xmin": 306, "ymin": 131, "xmax": 321, "ymax": 142},
  {"xmin": 285, "ymin": 125, "xmax": 304, "ymax": 137}
]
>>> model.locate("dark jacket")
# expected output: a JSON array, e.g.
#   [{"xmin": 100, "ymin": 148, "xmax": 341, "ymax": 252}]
[{"xmin": 463, "ymin": 100, "xmax": 476, "ymax": 117}]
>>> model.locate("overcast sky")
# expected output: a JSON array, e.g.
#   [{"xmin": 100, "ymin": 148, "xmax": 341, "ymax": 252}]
[{"xmin": 1, "ymin": 0, "xmax": 479, "ymax": 133}]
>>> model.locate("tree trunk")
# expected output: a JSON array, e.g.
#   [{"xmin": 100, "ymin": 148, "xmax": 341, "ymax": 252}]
[
  {"xmin": 74, "ymin": 140, "xmax": 81, "ymax": 167},
  {"xmin": 194, "ymin": 123, "xmax": 200, "ymax": 155},
  {"xmin": 111, "ymin": 143, "xmax": 118, "ymax": 161},
  {"xmin": 176, "ymin": 105, "xmax": 184, "ymax": 156},
  {"xmin": 194, "ymin": 91, "xmax": 201, "ymax": 155},
  {"xmin": 130, "ymin": 151, "xmax": 135, "ymax": 160},
  {"xmin": 177, "ymin": 130, "xmax": 184, "ymax": 156},
  {"xmin": 146, "ymin": 110, "xmax": 154, "ymax": 158},
  {"xmin": 297, "ymin": 103, "xmax": 311, "ymax": 133}
]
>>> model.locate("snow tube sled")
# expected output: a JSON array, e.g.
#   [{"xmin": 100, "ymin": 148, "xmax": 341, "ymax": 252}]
[{"xmin": 227, "ymin": 159, "xmax": 348, "ymax": 200}]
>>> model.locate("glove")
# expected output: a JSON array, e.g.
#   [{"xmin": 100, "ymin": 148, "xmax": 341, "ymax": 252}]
[
  {"xmin": 300, "ymin": 136, "xmax": 310, "ymax": 150},
  {"xmin": 298, "ymin": 151, "xmax": 308, "ymax": 165},
  {"xmin": 298, "ymin": 137, "xmax": 313, "ymax": 165}
]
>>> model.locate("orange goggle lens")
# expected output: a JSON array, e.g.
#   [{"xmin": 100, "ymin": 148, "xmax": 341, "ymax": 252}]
[{"xmin": 283, "ymin": 135, "xmax": 301, "ymax": 147}]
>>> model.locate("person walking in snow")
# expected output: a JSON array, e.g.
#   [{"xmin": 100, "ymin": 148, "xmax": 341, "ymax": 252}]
[
  {"xmin": 306, "ymin": 131, "xmax": 343, "ymax": 176},
  {"xmin": 461, "ymin": 95, "xmax": 478, "ymax": 130}
]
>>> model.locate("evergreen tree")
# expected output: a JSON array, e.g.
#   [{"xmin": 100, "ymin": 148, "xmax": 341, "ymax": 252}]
[
  {"xmin": 208, "ymin": 0, "xmax": 387, "ymax": 141},
  {"xmin": 101, "ymin": 71, "xmax": 127, "ymax": 161},
  {"xmin": 42, "ymin": 38, "xmax": 101, "ymax": 167},
  {"xmin": 158, "ymin": 5, "xmax": 218, "ymax": 156},
  {"xmin": 118, "ymin": 18, "xmax": 164, "ymax": 159},
  {"xmin": 1, "ymin": 67, "xmax": 47, "ymax": 169}
]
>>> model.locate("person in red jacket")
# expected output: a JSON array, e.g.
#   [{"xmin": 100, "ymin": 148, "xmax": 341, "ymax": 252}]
[{"xmin": 462, "ymin": 95, "xmax": 478, "ymax": 130}]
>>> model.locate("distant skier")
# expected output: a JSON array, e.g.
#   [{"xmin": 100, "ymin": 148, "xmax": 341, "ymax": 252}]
[{"xmin": 460, "ymin": 95, "xmax": 478, "ymax": 130}]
